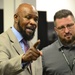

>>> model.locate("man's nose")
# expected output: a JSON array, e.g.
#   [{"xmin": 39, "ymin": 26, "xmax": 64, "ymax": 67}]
[
  {"xmin": 64, "ymin": 27, "xmax": 69, "ymax": 33},
  {"xmin": 30, "ymin": 19, "xmax": 37, "ymax": 25}
]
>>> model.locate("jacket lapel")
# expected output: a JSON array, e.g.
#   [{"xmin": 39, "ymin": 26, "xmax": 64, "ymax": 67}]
[
  {"xmin": 12, "ymin": 40, "xmax": 24, "ymax": 54},
  {"xmin": 9, "ymin": 29, "xmax": 32, "ymax": 73},
  {"xmin": 31, "ymin": 61, "xmax": 36, "ymax": 75},
  {"xmin": 6, "ymin": 28, "xmax": 24, "ymax": 54},
  {"xmin": 6, "ymin": 28, "xmax": 38, "ymax": 74},
  {"xmin": 31, "ymin": 57, "xmax": 42, "ymax": 75}
]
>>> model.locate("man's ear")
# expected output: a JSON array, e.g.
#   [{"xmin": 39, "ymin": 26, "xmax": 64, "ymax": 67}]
[
  {"xmin": 54, "ymin": 27, "xmax": 58, "ymax": 34},
  {"xmin": 14, "ymin": 14, "xmax": 18, "ymax": 23},
  {"xmin": 14, "ymin": 14, "xmax": 18, "ymax": 18}
]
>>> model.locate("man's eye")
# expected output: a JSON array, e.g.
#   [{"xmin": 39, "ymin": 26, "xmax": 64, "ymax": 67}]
[
  {"xmin": 34, "ymin": 18, "xmax": 38, "ymax": 21},
  {"xmin": 25, "ymin": 16, "xmax": 31, "ymax": 19},
  {"xmin": 57, "ymin": 26, "xmax": 65, "ymax": 30}
]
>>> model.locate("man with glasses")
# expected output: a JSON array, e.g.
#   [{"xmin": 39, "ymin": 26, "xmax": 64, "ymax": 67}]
[{"xmin": 42, "ymin": 9, "xmax": 75, "ymax": 75}]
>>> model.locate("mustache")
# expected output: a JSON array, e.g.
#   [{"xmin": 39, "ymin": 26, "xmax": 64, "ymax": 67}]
[
  {"xmin": 26, "ymin": 26, "xmax": 36, "ymax": 31},
  {"xmin": 64, "ymin": 33, "xmax": 72, "ymax": 37}
]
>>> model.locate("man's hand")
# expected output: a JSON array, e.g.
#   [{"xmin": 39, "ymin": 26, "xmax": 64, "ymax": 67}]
[{"xmin": 22, "ymin": 40, "xmax": 42, "ymax": 62}]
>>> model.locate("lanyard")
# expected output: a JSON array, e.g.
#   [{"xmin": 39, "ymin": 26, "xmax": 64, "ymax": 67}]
[{"xmin": 61, "ymin": 50, "xmax": 75, "ymax": 72}]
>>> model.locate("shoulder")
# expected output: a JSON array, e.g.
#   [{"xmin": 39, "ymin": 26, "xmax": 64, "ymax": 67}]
[
  {"xmin": 0, "ymin": 28, "xmax": 13, "ymax": 40},
  {"xmin": 0, "ymin": 28, "xmax": 12, "ymax": 37},
  {"xmin": 42, "ymin": 40, "xmax": 59, "ymax": 54},
  {"xmin": 42, "ymin": 40, "xmax": 58, "ymax": 50},
  {"xmin": 0, "ymin": 28, "xmax": 16, "ymax": 46}
]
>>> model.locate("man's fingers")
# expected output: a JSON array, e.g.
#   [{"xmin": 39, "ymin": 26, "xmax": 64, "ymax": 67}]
[
  {"xmin": 33, "ymin": 40, "xmax": 40, "ymax": 48},
  {"xmin": 39, "ymin": 51, "xmax": 42, "ymax": 56}
]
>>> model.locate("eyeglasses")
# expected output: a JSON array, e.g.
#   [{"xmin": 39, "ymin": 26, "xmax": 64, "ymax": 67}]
[{"xmin": 56, "ymin": 23, "xmax": 75, "ymax": 31}]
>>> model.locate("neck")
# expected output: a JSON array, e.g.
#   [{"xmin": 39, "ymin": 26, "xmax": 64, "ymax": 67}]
[{"xmin": 62, "ymin": 41, "xmax": 75, "ymax": 47}]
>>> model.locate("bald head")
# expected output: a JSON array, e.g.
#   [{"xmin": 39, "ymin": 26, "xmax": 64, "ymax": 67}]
[
  {"xmin": 14, "ymin": 3, "xmax": 38, "ymax": 41},
  {"xmin": 15, "ymin": 3, "xmax": 37, "ymax": 15}
]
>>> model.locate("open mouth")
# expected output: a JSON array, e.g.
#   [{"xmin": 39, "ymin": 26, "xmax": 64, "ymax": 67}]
[{"xmin": 26, "ymin": 27, "xmax": 35, "ymax": 34}]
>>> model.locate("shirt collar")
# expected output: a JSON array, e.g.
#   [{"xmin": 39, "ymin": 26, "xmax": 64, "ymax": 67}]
[
  {"xmin": 57, "ymin": 38, "xmax": 63, "ymax": 48},
  {"xmin": 11, "ymin": 26, "xmax": 23, "ymax": 42},
  {"xmin": 57, "ymin": 38, "xmax": 75, "ymax": 51}
]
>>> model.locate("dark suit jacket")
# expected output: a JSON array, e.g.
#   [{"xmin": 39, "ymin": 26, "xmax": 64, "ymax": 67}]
[{"xmin": 0, "ymin": 28, "xmax": 42, "ymax": 75}]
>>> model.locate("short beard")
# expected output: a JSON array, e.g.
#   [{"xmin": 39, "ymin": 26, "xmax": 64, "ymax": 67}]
[
  {"xmin": 18, "ymin": 22, "xmax": 35, "ymax": 41},
  {"xmin": 59, "ymin": 36, "xmax": 75, "ymax": 46}
]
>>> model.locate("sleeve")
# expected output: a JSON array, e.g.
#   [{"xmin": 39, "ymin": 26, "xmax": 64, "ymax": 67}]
[
  {"xmin": 0, "ymin": 42, "xmax": 28, "ymax": 75},
  {"xmin": 0, "ymin": 48, "xmax": 24, "ymax": 75}
]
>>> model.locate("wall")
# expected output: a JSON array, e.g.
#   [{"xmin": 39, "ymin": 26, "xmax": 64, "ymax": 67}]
[
  {"xmin": 0, "ymin": 0, "xmax": 3, "ymax": 9},
  {"xmin": 22, "ymin": 0, "xmax": 36, "ymax": 8},
  {"xmin": 4, "ymin": 0, "xmax": 14, "ymax": 31},
  {"xmin": 0, "ymin": 0, "xmax": 3, "ymax": 33},
  {"xmin": 36, "ymin": 0, "xmax": 75, "ymax": 22}
]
